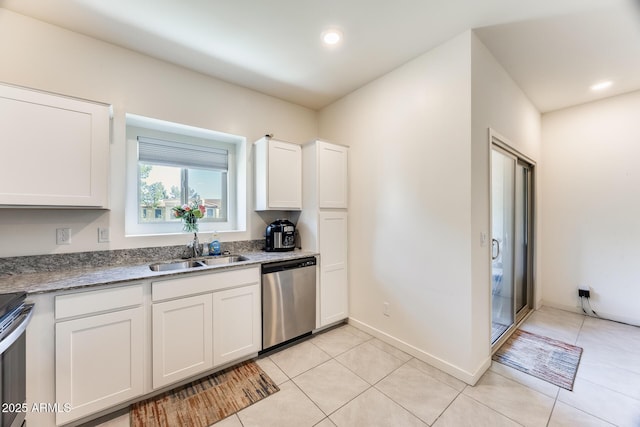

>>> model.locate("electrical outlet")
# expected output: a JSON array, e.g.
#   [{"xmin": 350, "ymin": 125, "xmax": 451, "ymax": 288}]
[
  {"xmin": 98, "ymin": 227, "xmax": 110, "ymax": 243},
  {"xmin": 383, "ymin": 302, "xmax": 390, "ymax": 317},
  {"xmin": 578, "ymin": 289, "xmax": 591, "ymax": 298},
  {"xmin": 56, "ymin": 228, "xmax": 71, "ymax": 245},
  {"xmin": 578, "ymin": 284, "xmax": 590, "ymax": 298}
]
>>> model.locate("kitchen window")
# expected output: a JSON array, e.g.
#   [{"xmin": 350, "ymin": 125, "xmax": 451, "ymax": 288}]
[
  {"xmin": 125, "ymin": 114, "xmax": 246, "ymax": 236},
  {"xmin": 137, "ymin": 136, "xmax": 229, "ymax": 224}
]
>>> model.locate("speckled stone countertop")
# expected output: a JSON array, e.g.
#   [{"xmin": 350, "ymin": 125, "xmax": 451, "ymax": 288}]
[{"xmin": 0, "ymin": 241, "xmax": 317, "ymax": 295}]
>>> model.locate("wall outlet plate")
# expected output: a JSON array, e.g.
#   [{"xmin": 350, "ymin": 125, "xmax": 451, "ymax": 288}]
[
  {"xmin": 56, "ymin": 228, "xmax": 71, "ymax": 245},
  {"xmin": 98, "ymin": 227, "xmax": 110, "ymax": 243}
]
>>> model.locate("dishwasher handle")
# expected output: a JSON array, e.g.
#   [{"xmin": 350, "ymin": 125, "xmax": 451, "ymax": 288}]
[{"xmin": 261, "ymin": 257, "xmax": 317, "ymax": 274}]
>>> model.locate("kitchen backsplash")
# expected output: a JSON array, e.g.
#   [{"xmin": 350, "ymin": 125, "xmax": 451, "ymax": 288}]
[{"xmin": 0, "ymin": 240, "xmax": 265, "ymax": 276}]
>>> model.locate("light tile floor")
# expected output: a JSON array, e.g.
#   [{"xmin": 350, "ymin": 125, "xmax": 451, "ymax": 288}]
[{"xmin": 96, "ymin": 307, "xmax": 640, "ymax": 426}]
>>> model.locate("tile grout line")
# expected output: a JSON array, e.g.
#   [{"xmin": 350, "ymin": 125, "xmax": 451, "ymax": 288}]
[
  {"xmin": 270, "ymin": 326, "xmax": 422, "ymax": 425},
  {"xmin": 574, "ymin": 311, "xmax": 587, "ymax": 346},
  {"xmin": 287, "ymin": 378, "xmax": 332, "ymax": 425},
  {"xmin": 369, "ymin": 358, "xmax": 426, "ymax": 424},
  {"xmin": 486, "ymin": 363, "xmax": 560, "ymax": 399},
  {"xmin": 545, "ymin": 398, "xmax": 558, "ymax": 427},
  {"xmin": 428, "ymin": 387, "xmax": 464, "ymax": 427},
  {"xmin": 325, "ymin": 358, "xmax": 423, "ymax": 425},
  {"xmin": 266, "ymin": 332, "xmax": 373, "ymax": 424},
  {"xmin": 305, "ymin": 325, "xmax": 478, "ymax": 426},
  {"xmin": 458, "ymin": 389, "xmax": 528, "ymax": 427}
]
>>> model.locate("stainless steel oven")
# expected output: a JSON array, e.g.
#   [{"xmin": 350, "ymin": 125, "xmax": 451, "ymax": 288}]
[{"xmin": 0, "ymin": 293, "xmax": 34, "ymax": 427}]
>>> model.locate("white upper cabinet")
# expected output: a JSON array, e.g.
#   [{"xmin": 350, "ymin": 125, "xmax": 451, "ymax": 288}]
[
  {"xmin": 254, "ymin": 137, "xmax": 302, "ymax": 210},
  {"xmin": 0, "ymin": 83, "xmax": 111, "ymax": 208},
  {"xmin": 317, "ymin": 141, "xmax": 348, "ymax": 209}
]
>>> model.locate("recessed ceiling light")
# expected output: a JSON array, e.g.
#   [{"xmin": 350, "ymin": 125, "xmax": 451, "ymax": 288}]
[
  {"xmin": 590, "ymin": 81, "xmax": 613, "ymax": 91},
  {"xmin": 322, "ymin": 29, "xmax": 342, "ymax": 46}
]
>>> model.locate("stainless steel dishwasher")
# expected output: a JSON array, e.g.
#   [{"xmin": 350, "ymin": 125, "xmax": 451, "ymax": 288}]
[{"xmin": 262, "ymin": 257, "xmax": 316, "ymax": 350}]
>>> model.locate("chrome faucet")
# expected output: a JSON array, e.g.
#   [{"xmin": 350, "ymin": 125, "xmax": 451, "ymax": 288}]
[{"xmin": 183, "ymin": 233, "xmax": 202, "ymax": 258}]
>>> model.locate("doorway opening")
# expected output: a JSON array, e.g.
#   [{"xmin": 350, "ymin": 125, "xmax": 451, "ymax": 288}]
[{"xmin": 490, "ymin": 132, "xmax": 535, "ymax": 348}]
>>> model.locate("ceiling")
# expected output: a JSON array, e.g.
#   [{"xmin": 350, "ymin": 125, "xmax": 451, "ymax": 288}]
[{"xmin": 2, "ymin": 0, "xmax": 639, "ymax": 112}]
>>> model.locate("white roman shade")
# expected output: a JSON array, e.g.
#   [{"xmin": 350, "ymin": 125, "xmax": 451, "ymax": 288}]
[{"xmin": 137, "ymin": 136, "xmax": 228, "ymax": 171}]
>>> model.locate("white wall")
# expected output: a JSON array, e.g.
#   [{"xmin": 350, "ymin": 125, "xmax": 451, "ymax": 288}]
[
  {"xmin": 0, "ymin": 9, "xmax": 317, "ymax": 257},
  {"xmin": 318, "ymin": 31, "xmax": 541, "ymax": 383},
  {"xmin": 541, "ymin": 90, "xmax": 640, "ymax": 326},
  {"xmin": 319, "ymin": 32, "xmax": 477, "ymax": 381}
]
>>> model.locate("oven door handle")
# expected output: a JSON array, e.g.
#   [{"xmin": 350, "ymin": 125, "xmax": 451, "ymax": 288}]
[{"xmin": 0, "ymin": 304, "xmax": 34, "ymax": 356}]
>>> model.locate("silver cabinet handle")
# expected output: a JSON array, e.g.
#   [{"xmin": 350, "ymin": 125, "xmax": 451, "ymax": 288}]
[{"xmin": 492, "ymin": 239, "xmax": 500, "ymax": 261}]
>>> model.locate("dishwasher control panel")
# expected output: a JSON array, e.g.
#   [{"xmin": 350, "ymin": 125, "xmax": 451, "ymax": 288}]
[{"xmin": 261, "ymin": 257, "xmax": 316, "ymax": 274}]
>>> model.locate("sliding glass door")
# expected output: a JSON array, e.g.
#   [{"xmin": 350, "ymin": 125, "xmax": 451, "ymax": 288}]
[
  {"xmin": 514, "ymin": 161, "xmax": 531, "ymax": 316},
  {"xmin": 491, "ymin": 142, "xmax": 533, "ymax": 346}
]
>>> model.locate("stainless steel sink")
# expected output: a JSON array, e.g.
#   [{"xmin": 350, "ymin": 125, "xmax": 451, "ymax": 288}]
[
  {"xmin": 199, "ymin": 255, "xmax": 248, "ymax": 266},
  {"xmin": 149, "ymin": 255, "xmax": 248, "ymax": 271},
  {"xmin": 149, "ymin": 260, "xmax": 205, "ymax": 272}
]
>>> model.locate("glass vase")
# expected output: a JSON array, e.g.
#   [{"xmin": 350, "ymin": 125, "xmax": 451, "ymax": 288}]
[{"xmin": 183, "ymin": 215, "xmax": 198, "ymax": 233}]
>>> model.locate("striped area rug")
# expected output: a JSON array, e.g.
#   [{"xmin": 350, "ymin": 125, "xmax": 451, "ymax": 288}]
[
  {"xmin": 492, "ymin": 329, "xmax": 583, "ymax": 390},
  {"xmin": 131, "ymin": 361, "xmax": 279, "ymax": 426}
]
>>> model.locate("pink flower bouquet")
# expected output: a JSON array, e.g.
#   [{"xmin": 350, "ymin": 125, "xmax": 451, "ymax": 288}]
[{"xmin": 172, "ymin": 202, "xmax": 206, "ymax": 232}]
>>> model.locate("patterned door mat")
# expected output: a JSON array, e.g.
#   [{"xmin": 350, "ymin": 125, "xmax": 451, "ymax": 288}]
[
  {"xmin": 131, "ymin": 361, "xmax": 279, "ymax": 426},
  {"xmin": 492, "ymin": 329, "xmax": 583, "ymax": 390}
]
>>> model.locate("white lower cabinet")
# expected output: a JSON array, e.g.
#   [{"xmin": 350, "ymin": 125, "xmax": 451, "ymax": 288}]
[
  {"xmin": 213, "ymin": 283, "xmax": 261, "ymax": 366},
  {"xmin": 152, "ymin": 294, "xmax": 214, "ymax": 389},
  {"xmin": 52, "ymin": 266, "xmax": 262, "ymax": 425},
  {"xmin": 55, "ymin": 306, "xmax": 144, "ymax": 425},
  {"xmin": 151, "ymin": 266, "xmax": 261, "ymax": 387}
]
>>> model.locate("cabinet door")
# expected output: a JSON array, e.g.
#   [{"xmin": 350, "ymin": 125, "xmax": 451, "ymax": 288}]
[
  {"xmin": 55, "ymin": 307, "xmax": 144, "ymax": 425},
  {"xmin": 152, "ymin": 294, "xmax": 213, "ymax": 389},
  {"xmin": 267, "ymin": 140, "xmax": 302, "ymax": 209},
  {"xmin": 318, "ymin": 141, "xmax": 348, "ymax": 209},
  {"xmin": 318, "ymin": 212, "xmax": 349, "ymax": 326},
  {"xmin": 213, "ymin": 284, "xmax": 261, "ymax": 366},
  {"xmin": 0, "ymin": 83, "xmax": 110, "ymax": 207}
]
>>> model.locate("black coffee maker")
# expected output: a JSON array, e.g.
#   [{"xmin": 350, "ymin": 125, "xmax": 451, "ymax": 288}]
[{"xmin": 265, "ymin": 219, "xmax": 296, "ymax": 251}]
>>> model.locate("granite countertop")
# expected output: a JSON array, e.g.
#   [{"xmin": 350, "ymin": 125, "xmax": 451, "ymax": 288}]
[{"xmin": 0, "ymin": 249, "xmax": 317, "ymax": 295}]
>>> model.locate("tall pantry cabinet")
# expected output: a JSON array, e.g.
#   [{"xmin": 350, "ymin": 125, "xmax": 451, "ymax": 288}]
[{"xmin": 299, "ymin": 140, "xmax": 349, "ymax": 327}]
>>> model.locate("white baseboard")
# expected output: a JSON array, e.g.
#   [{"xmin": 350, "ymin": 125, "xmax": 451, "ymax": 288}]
[
  {"xmin": 347, "ymin": 317, "xmax": 491, "ymax": 386},
  {"xmin": 541, "ymin": 300, "xmax": 640, "ymax": 327}
]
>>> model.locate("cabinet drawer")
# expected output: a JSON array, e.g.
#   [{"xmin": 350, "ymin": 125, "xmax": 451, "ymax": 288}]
[
  {"xmin": 55, "ymin": 284, "xmax": 144, "ymax": 320},
  {"xmin": 152, "ymin": 267, "xmax": 260, "ymax": 301}
]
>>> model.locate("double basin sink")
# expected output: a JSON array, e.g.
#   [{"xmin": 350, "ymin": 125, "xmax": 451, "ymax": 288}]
[{"xmin": 149, "ymin": 255, "xmax": 248, "ymax": 272}]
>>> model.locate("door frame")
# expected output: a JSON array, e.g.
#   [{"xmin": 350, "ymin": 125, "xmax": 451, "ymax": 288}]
[{"xmin": 489, "ymin": 129, "xmax": 536, "ymax": 352}]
